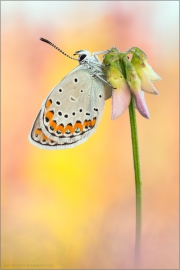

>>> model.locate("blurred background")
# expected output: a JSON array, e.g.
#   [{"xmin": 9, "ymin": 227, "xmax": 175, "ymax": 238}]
[{"xmin": 1, "ymin": 1, "xmax": 179, "ymax": 269}]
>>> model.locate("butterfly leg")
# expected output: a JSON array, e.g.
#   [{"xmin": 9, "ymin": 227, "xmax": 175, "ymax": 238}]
[
  {"xmin": 92, "ymin": 50, "xmax": 110, "ymax": 62},
  {"xmin": 84, "ymin": 61, "xmax": 104, "ymax": 76},
  {"xmin": 92, "ymin": 50, "xmax": 110, "ymax": 56},
  {"xmin": 92, "ymin": 72, "xmax": 112, "ymax": 87}
]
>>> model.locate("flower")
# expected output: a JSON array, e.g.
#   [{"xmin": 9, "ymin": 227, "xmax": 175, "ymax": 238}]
[
  {"xmin": 103, "ymin": 47, "xmax": 161, "ymax": 119},
  {"xmin": 103, "ymin": 53, "xmax": 131, "ymax": 119}
]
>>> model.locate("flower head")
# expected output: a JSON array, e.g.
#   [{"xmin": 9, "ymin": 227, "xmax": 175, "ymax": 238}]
[{"xmin": 103, "ymin": 47, "xmax": 161, "ymax": 119}]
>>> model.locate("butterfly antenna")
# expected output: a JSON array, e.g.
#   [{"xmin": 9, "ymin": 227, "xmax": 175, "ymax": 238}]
[{"xmin": 40, "ymin": 38, "xmax": 78, "ymax": 61}]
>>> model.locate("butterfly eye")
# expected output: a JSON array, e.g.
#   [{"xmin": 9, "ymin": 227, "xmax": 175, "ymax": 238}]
[{"xmin": 79, "ymin": 54, "xmax": 86, "ymax": 61}]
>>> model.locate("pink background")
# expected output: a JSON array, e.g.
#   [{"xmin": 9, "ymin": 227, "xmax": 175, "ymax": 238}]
[{"xmin": 2, "ymin": 1, "xmax": 179, "ymax": 269}]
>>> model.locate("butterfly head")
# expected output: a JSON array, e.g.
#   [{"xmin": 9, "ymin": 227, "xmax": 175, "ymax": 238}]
[{"xmin": 73, "ymin": 50, "xmax": 91, "ymax": 64}]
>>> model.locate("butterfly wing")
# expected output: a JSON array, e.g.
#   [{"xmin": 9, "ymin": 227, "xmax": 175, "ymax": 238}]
[{"xmin": 29, "ymin": 65, "xmax": 112, "ymax": 149}]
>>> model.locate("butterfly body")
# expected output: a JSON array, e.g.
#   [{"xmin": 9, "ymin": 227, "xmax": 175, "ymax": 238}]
[{"xmin": 29, "ymin": 51, "xmax": 112, "ymax": 149}]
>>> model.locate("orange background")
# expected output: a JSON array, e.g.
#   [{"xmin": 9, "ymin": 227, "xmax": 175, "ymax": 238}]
[{"xmin": 1, "ymin": 1, "xmax": 179, "ymax": 269}]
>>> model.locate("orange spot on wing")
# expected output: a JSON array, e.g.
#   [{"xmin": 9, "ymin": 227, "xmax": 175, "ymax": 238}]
[
  {"xmin": 42, "ymin": 134, "xmax": 48, "ymax": 141},
  {"xmin": 91, "ymin": 117, "xmax": 97, "ymax": 127},
  {"xmin": 35, "ymin": 128, "xmax": 42, "ymax": 136},
  {"xmin": 83, "ymin": 118, "xmax": 96, "ymax": 129},
  {"xmin": 45, "ymin": 99, "xmax": 52, "ymax": 109},
  {"xmin": 56, "ymin": 124, "xmax": 65, "ymax": 134},
  {"xmin": 49, "ymin": 120, "xmax": 57, "ymax": 131},
  {"xmin": 45, "ymin": 110, "xmax": 54, "ymax": 121},
  {"xmin": 87, "ymin": 120, "xmax": 91, "ymax": 127},
  {"xmin": 65, "ymin": 125, "xmax": 74, "ymax": 134},
  {"xmin": 83, "ymin": 120, "xmax": 89, "ymax": 128},
  {"xmin": 74, "ymin": 122, "xmax": 83, "ymax": 132}
]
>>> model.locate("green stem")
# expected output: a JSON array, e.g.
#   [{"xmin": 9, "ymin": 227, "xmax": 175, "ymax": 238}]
[
  {"xmin": 118, "ymin": 58, "xmax": 142, "ymax": 265},
  {"xmin": 128, "ymin": 97, "xmax": 142, "ymax": 266}
]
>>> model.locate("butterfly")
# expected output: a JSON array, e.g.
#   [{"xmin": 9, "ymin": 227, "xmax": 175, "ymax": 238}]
[{"xmin": 28, "ymin": 38, "xmax": 112, "ymax": 149}]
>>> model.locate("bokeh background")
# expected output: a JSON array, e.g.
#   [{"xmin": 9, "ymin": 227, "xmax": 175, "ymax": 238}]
[{"xmin": 1, "ymin": 1, "xmax": 179, "ymax": 269}]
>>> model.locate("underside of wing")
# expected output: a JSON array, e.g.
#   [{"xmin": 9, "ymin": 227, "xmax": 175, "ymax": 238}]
[{"xmin": 29, "ymin": 66, "xmax": 109, "ymax": 149}]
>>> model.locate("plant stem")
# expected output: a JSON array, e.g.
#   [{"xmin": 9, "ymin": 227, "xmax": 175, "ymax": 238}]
[
  {"xmin": 128, "ymin": 97, "xmax": 142, "ymax": 266},
  {"xmin": 119, "ymin": 58, "xmax": 142, "ymax": 265}
]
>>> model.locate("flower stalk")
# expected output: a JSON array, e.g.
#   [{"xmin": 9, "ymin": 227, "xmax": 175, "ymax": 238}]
[
  {"xmin": 128, "ymin": 97, "xmax": 142, "ymax": 265},
  {"xmin": 120, "ymin": 57, "xmax": 142, "ymax": 265},
  {"xmin": 103, "ymin": 47, "xmax": 161, "ymax": 266}
]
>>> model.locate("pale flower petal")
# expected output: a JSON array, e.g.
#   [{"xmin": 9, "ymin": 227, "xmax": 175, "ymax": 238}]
[
  {"xmin": 143, "ymin": 59, "xmax": 162, "ymax": 81},
  {"xmin": 132, "ymin": 90, "xmax": 150, "ymax": 119},
  {"xmin": 131, "ymin": 48, "xmax": 161, "ymax": 82},
  {"xmin": 123, "ymin": 59, "xmax": 150, "ymax": 119},
  {"xmin": 131, "ymin": 57, "xmax": 159, "ymax": 95},
  {"xmin": 111, "ymin": 83, "xmax": 131, "ymax": 120},
  {"xmin": 137, "ymin": 68, "xmax": 159, "ymax": 95}
]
